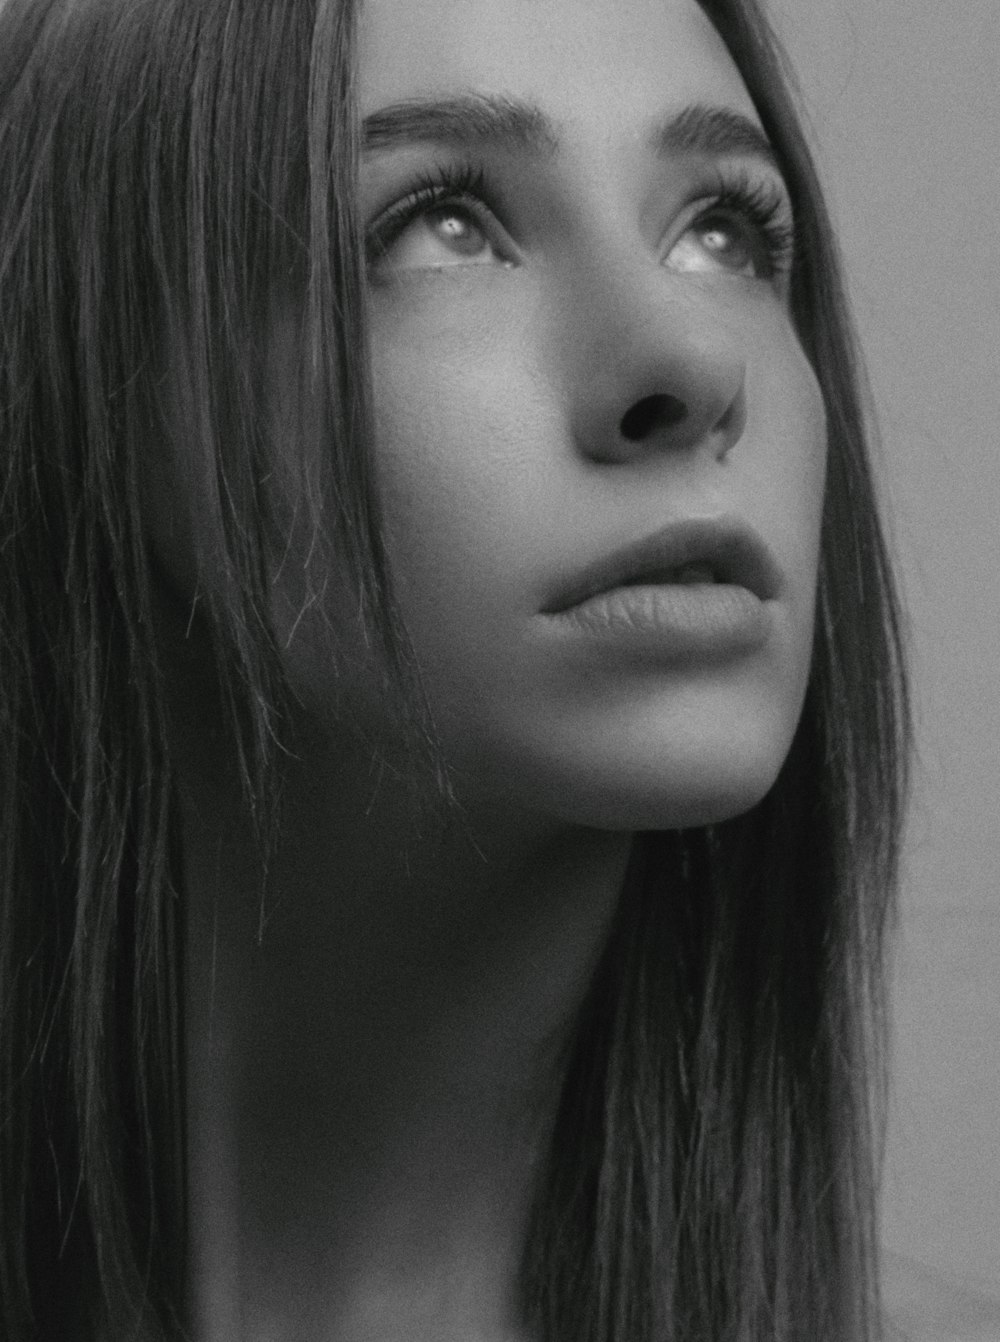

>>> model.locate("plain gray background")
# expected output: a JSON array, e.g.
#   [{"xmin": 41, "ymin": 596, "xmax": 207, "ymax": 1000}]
[{"xmin": 771, "ymin": 0, "xmax": 1000, "ymax": 1300}]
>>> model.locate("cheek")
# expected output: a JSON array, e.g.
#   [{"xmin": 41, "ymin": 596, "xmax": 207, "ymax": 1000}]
[
  {"xmin": 370, "ymin": 330, "xmax": 554, "ymax": 620},
  {"xmin": 333, "ymin": 289, "xmax": 829, "ymax": 828},
  {"xmin": 748, "ymin": 332, "xmax": 828, "ymax": 769},
  {"xmin": 789, "ymin": 347, "xmax": 828, "ymax": 578},
  {"xmin": 748, "ymin": 326, "xmax": 828, "ymax": 583}
]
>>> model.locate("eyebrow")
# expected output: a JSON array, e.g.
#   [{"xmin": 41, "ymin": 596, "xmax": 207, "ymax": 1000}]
[
  {"xmin": 361, "ymin": 94, "xmax": 780, "ymax": 171},
  {"xmin": 362, "ymin": 92, "xmax": 559, "ymax": 157}
]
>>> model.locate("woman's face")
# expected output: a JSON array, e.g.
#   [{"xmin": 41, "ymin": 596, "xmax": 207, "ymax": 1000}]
[{"xmin": 309, "ymin": 0, "xmax": 825, "ymax": 830}]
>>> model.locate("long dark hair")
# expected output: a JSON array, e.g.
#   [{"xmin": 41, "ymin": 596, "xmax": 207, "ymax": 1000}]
[{"xmin": 0, "ymin": 1, "xmax": 909, "ymax": 1339}]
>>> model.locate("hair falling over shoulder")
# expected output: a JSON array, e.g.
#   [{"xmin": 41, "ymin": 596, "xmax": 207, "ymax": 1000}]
[{"xmin": 0, "ymin": 0, "xmax": 909, "ymax": 1339}]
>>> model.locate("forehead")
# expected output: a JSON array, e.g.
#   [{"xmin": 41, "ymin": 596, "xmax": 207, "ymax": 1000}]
[{"xmin": 358, "ymin": 0, "xmax": 759, "ymax": 133}]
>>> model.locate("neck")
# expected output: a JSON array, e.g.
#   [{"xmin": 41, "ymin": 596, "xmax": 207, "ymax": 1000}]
[{"xmin": 181, "ymin": 728, "xmax": 632, "ymax": 1342}]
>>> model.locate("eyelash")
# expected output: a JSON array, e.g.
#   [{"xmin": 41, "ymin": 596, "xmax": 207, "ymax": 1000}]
[
  {"xmin": 365, "ymin": 160, "xmax": 796, "ymax": 279},
  {"xmin": 366, "ymin": 162, "xmax": 496, "ymax": 267},
  {"xmin": 696, "ymin": 166, "xmax": 796, "ymax": 278}
]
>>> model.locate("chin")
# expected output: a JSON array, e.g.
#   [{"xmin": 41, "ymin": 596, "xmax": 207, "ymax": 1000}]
[
  {"xmin": 549, "ymin": 743, "xmax": 788, "ymax": 832},
  {"xmin": 586, "ymin": 767, "xmax": 779, "ymax": 832},
  {"xmin": 459, "ymin": 686, "xmax": 805, "ymax": 835}
]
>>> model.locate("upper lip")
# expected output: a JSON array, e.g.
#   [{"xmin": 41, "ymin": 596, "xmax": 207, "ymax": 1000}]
[{"xmin": 542, "ymin": 515, "xmax": 783, "ymax": 613}]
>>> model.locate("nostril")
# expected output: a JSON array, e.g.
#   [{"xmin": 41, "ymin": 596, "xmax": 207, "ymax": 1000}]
[{"xmin": 619, "ymin": 393, "xmax": 687, "ymax": 442}]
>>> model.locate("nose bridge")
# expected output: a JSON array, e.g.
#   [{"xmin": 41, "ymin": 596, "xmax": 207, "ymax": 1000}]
[{"xmin": 556, "ymin": 246, "xmax": 748, "ymax": 464}]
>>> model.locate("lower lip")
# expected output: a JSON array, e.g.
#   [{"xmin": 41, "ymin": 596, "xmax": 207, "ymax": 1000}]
[{"xmin": 548, "ymin": 583, "xmax": 770, "ymax": 660}]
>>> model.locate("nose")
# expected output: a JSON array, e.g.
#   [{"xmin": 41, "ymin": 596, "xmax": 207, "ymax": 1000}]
[{"xmin": 564, "ymin": 271, "xmax": 748, "ymax": 466}]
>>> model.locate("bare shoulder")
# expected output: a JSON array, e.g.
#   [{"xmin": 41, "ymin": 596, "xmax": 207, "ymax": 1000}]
[{"xmin": 882, "ymin": 1251, "xmax": 1000, "ymax": 1342}]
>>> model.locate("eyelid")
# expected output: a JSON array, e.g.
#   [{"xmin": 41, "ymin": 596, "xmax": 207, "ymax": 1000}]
[
  {"xmin": 365, "ymin": 162, "xmax": 516, "ymax": 271},
  {"xmin": 663, "ymin": 165, "xmax": 797, "ymax": 280},
  {"xmin": 364, "ymin": 158, "xmax": 796, "ymax": 281},
  {"xmin": 687, "ymin": 164, "xmax": 793, "ymax": 227}
]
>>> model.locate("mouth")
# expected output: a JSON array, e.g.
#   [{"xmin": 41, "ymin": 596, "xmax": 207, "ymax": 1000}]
[{"xmin": 542, "ymin": 515, "xmax": 782, "ymax": 614}]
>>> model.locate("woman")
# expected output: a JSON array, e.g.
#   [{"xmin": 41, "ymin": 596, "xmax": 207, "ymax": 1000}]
[{"xmin": 0, "ymin": 0, "xmax": 910, "ymax": 1338}]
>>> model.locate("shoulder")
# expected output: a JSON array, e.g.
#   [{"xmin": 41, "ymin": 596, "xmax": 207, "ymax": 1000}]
[{"xmin": 882, "ymin": 1251, "xmax": 1000, "ymax": 1342}]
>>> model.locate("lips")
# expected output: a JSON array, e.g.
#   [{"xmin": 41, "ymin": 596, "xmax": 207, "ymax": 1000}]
[{"xmin": 542, "ymin": 516, "xmax": 782, "ymax": 614}]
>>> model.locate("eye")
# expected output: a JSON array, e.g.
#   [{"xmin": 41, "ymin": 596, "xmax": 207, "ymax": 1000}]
[
  {"xmin": 366, "ymin": 165, "xmax": 513, "ymax": 275},
  {"xmin": 377, "ymin": 203, "xmax": 498, "ymax": 270},
  {"xmin": 669, "ymin": 211, "xmax": 766, "ymax": 277},
  {"xmin": 665, "ymin": 174, "xmax": 795, "ymax": 281}
]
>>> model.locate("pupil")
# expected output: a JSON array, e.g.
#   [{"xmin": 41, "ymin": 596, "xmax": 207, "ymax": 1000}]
[
  {"xmin": 704, "ymin": 224, "xmax": 735, "ymax": 254},
  {"xmin": 702, "ymin": 220, "xmax": 754, "ymax": 272},
  {"xmin": 432, "ymin": 209, "xmax": 483, "ymax": 255}
]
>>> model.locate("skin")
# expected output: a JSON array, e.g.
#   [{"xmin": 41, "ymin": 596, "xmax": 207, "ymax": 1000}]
[
  {"xmin": 356, "ymin": 0, "xmax": 826, "ymax": 836},
  {"xmin": 171, "ymin": 0, "xmax": 828, "ymax": 1338}
]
